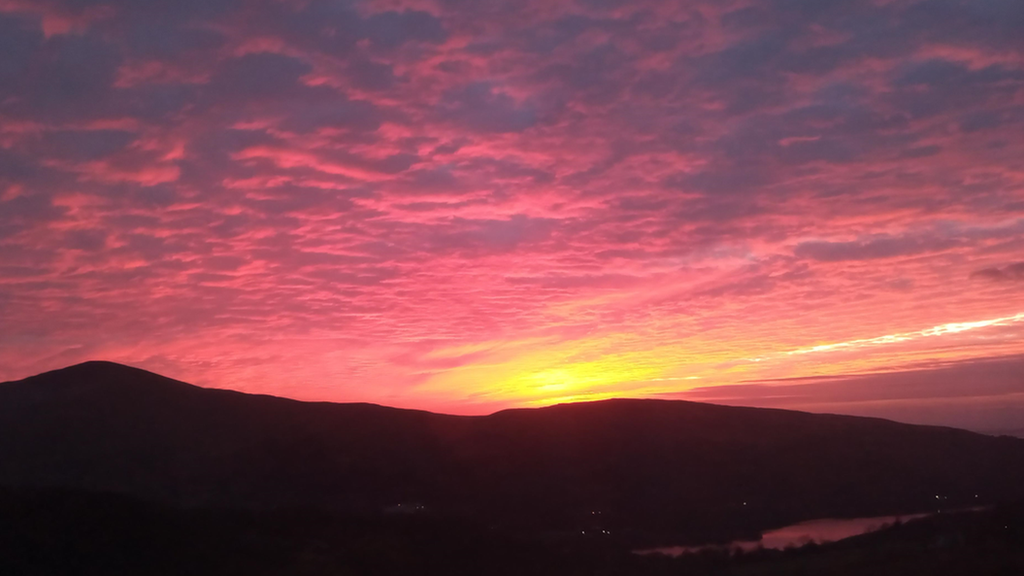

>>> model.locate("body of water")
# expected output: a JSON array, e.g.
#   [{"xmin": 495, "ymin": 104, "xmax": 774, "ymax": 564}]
[{"xmin": 637, "ymin": 513, "xmax": 930, "ymax": 556}]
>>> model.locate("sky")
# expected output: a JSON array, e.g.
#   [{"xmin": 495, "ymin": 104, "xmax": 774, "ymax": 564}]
[{"xmin": 0, "ymin": 0, "xmax": 1022, "ymax": 429}]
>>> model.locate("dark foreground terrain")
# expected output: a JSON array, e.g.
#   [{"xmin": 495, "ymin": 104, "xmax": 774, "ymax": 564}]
[
  {"xmin": 0, "ymin": 487, "xmax": 1021, "ymax": 576},
  {"xmin": 3, "ymin": 361, "xmax": 1024, "ymax": 547}
]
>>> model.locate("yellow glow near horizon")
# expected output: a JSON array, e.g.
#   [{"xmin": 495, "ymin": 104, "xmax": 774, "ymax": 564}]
[{"xmin": 413, "ymin": 311, "xmax": 1024, "ymax": 409}]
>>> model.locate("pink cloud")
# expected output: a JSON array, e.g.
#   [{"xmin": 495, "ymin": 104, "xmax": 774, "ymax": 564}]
[{"xmin": 0, "ymin": 0, "xmax": 1021, "ymax": 426}]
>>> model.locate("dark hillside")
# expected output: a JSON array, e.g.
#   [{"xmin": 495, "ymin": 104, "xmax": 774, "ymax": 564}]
[{"xmin": 2, "ymin": 361, "xmax": 1023, "ymax": 544}]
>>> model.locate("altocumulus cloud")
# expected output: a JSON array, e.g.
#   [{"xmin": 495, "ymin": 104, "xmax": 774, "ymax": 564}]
[{"xmin": 0, "ymin": 0, "xmax": 1020, "ymax": 413}]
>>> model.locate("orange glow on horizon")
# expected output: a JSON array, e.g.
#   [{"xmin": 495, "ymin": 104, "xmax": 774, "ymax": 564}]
[
  {"xmin": 401, "ymin": 311, "xmax": 1024, "ymax": 412},
  {"xmin": 0, "ymin": 0, "xmax": 1022, "ymax": 430}
]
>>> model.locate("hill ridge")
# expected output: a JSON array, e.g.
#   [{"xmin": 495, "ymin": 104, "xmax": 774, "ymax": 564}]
[
  {"xmin": 1, "ymin": 361, "xmax": 1023, "ymax": 544},
  {"xmin": 6, "ymin": 361, "xmax": 997, "ymax": 435}
]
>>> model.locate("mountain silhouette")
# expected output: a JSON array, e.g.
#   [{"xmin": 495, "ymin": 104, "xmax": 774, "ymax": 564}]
[{"xmin": 3, "ymin": 361, "xmax": 1024, "ymax": 543}]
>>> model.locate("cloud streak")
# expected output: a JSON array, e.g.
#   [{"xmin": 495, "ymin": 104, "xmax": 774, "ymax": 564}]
[{"xmin": 780, "ymin": 312, "xmax": 1024, "ymax": 357}]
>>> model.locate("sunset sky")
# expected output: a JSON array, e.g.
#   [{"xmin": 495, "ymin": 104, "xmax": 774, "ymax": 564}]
[{"xmin": 1, "ymin": 0, "xmax": 1022, "ymax": 429}]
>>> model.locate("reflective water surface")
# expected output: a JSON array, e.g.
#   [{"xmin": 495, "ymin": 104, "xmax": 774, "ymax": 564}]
[{"xmin": 638, "ymin": 513, "xmax": 930, "ymax": 556}]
